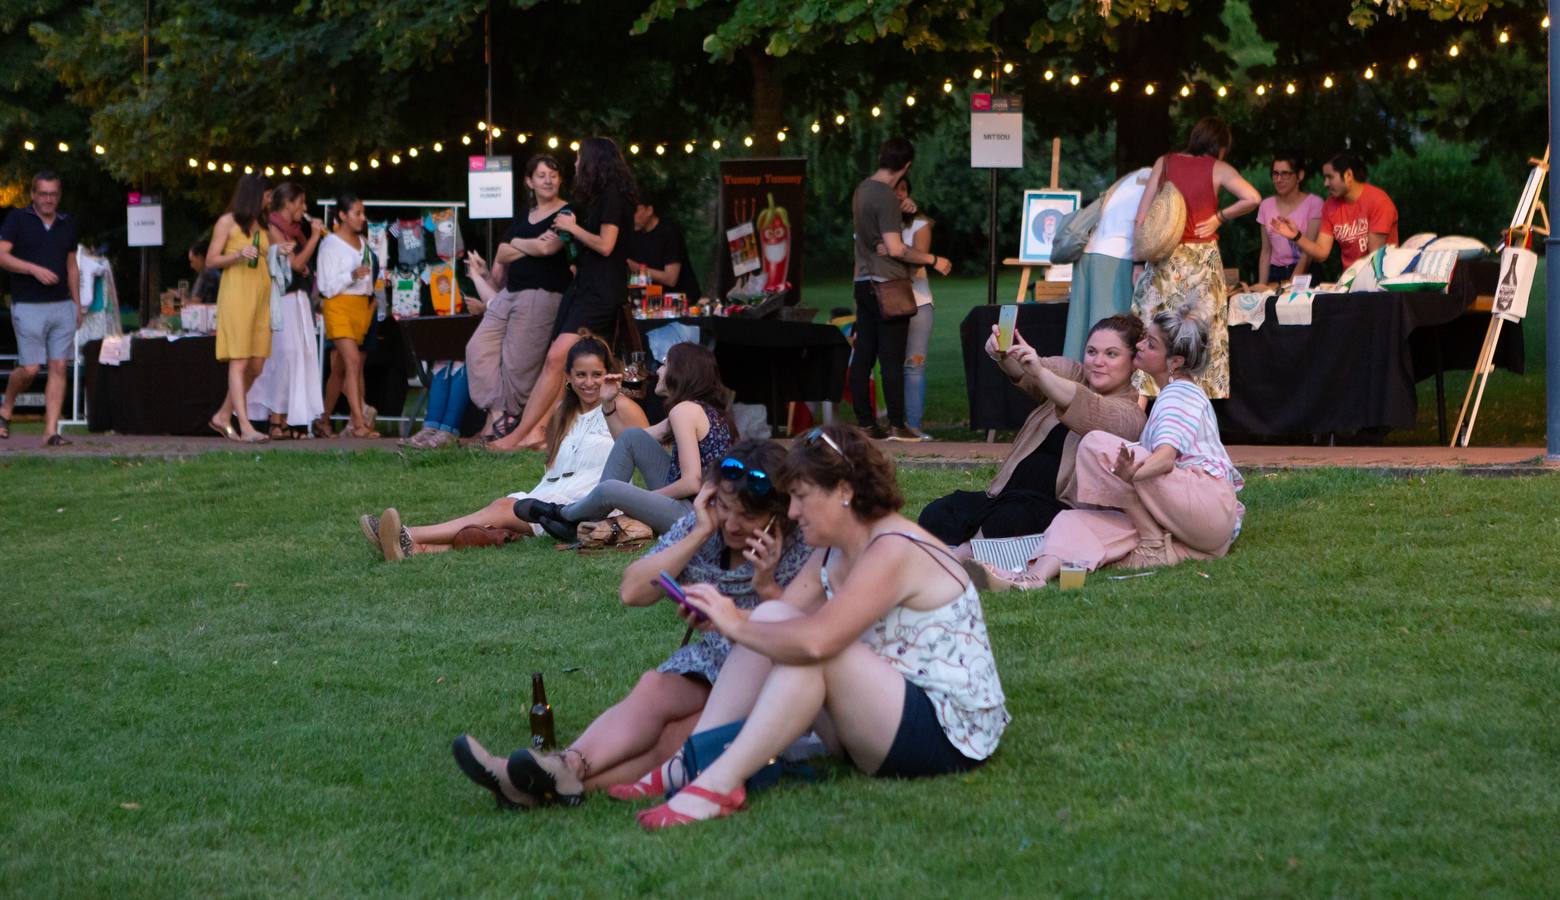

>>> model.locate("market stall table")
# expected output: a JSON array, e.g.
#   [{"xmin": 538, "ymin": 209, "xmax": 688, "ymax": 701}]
[{"xmin": 82, "ymin": 336, "xmax": 227, "ymax": 435}]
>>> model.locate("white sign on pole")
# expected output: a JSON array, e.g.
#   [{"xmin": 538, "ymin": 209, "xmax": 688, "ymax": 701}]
[
  {"xmin": 1492, "ymin": 246, "xmax": 1538, "ymax": 321},
  {"xmin": 467, "ymin": 156, "xmax": 514, "ymax": 219},
  {"xmin": 970, "ymin": 94, "xmax": 1023, "ymax": 169},
  {"xmin": 126, "ymin": 193, "xmax": 164, "ymax": 247}
]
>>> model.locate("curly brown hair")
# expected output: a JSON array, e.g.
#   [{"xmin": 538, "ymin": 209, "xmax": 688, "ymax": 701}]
[{"xmin": 776, "ymin": 424, "xmax": 903, "ymax": 520}]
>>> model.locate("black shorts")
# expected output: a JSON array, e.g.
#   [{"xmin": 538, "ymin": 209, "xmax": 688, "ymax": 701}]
[
  {"xmin": 872, "ymin": 678, "xmax": 986, "ymax": 780},
  {"xmin": 551, "ymin": 291, "xmax": 622, "ymax": 341}
]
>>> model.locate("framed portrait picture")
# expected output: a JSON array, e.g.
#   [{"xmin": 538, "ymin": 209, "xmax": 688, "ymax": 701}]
[{"xmin": 1019, "ymin": 189, "xmax": 1081, "ymax": 264}]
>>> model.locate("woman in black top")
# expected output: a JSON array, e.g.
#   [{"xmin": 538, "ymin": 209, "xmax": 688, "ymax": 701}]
[
  {"xmin": 467, "ymin": 154, "xmax": 573, "ymax": 441},
  {"xmin": 495, "ymin": 136, "xmax": 636, "ymax": 451}
]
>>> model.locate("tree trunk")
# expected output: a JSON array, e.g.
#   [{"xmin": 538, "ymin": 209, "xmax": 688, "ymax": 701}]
[
  {"xmin": 746, "ymin": 48, "xmax": 783, "ymax": 155},
  {"xmin": 1113, "ymin": 19, "xmax": 1177, "ymax": 174}
]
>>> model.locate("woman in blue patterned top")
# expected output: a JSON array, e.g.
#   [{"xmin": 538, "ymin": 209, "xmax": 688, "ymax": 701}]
[
  {"xmin": 452, "ymin": 438, "xmax": 812, "ymax": 809},
  {"xmin": 516, "ymin": 342, "xmax": 736, "ymax": 538}
]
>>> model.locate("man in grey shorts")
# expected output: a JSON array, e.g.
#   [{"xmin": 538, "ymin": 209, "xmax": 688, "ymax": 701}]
[{"xmin": 0, "ymin": 171, "xmax": 81, "ymax": 445}]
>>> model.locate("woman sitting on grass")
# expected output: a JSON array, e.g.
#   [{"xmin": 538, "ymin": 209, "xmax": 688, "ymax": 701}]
[
  {"xmin": 917, "ymin": 315, "xmax": 1147, "ymax": 550},
  {"xmin": 450, "ymin": 438, "xmax": 813, "ymax": 808},
  {"xmin": 618, "ymin": 425, "xmax": 1007, "ymax": 829},
  {"xmin": 515, "ymin": 342, "xmax": 736, "ymax": 539},
  {"xmin": 362, "ymin": 331, "xmax": 647, "ymax": 561},
  {"xmin": 965, "ymin": 306, "xmax": 1244, "ymax": 591}
]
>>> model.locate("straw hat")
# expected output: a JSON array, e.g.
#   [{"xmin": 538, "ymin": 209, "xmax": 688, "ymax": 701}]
[{"xmin": 1134, "ymin": 180, "xmax": 1186, "ymax": 263}]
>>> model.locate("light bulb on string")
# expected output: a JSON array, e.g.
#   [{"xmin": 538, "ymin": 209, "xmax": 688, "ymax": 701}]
[
  {"xmin": 942, "ymin": 81, "xmax": 953, "ymax": 93},
  {"xmin": 569, "ymin": 140, "xmax": 580, "ymax": 152},
  {"xmin": 324, "ymin": 164, "xmax": 334, "ymax": 175},
  {"xmin": 301, "ymin": 165, "xmax": 312, "ymax": 175},
  {"xmin": 1364, "ymin": 65, "xmax": 1375, "ymax": 79},
  {"xmin": 58, "ymin": 141, "xmax": 70, "ymax": 152},
  {"xmin": 1069, "ymin": 74, "xmax": 1081, "ymax": 86},
  {"xmin": 369, "ymin": 158, "xmax": 379, "ymax": 169},
  {"xmin": 743, "ymin": 135, "xmax": 754, "ymax": 147},
  {"xmin": 1323, "ymin": 75, "xmax": 1335, "ymax": 88},
  {"xmin": 348, "ymin": 161, "xmax": 358, "ymax": 171},
  {"xmin": 409, "ymin": 147, "xmax": 419, "ymax": 157},
  {"xmin": 655, "ymin": 144, "xmax": 666, "ymax": 155},
  {"xmin": 1544, "ymin": 16, "xmax": 1551, "ymax": 29},
  {"xmin": 547, "ymin": 136, "xmax": 558, "ymax": 149},
  {"xmin": 1255, "ymin": 84, "xmax": 1266, "ymax": 96},
  {"xmin": 1448, "ymin": 44, "xmax": 1460, "ymax": 57},
  {"xmin": 517, "ymin": 134, "xmax": 527, "ymax": 144},
  {"xmin": 206, "ymin": 160, "xmax": 216, "ymax": 171},
  {"xmin": 264, "ymin": 166, "xmax": 275, "ymax": 177},
  {"xmin": 433, "ymin": 142, "xmax": 443, "ymax": 152},
  {"xmin": 280, "ymin": 165, "xmax": 290, "ymax": 175},
  {"xmin": 1179, "ymin": 85, "xmax": 1191, "ymax": 98},
  {"xmin": 461, "ymin": 134, "xmax": 472, "ymax": 146},
  {"xmin": 25, "ymin": 140, "xmax": 36, "ymax": 151},
  {"xmin": 477, "ymin": 121, "xmax": 487, "ymax": 131},
  {"xmin": 810, "ymin": 120, "xmax": 821, "ymax": 133},
  {"xmin": 1498, "ymin": 29, "xmax": 1509, "ymax": 44},
  {"xmin": 629, "ymin": 143, "xmax": 640, "ymax": 155},
  {"xmin": 1407, "ymin": 56, "xmax": 1418, "ymax": 71},
  {"xmin": 1285, "ymin": 82, "xmax": 1296, "ymax": 95},
  {"xmin": 243, "ymin": 165, "xmax": 253, "ymax": 174},
  {"xmin": 391, "ymin": 153, "xmax": 401, "ymax": 165},
  {"xmin": 905, "ymin": 95, "xmax": 916, "ymax": 106},
  {"xmin": 972, "ymin": 67, "xmax": 983, "ymax": 79},
  {"xmin": 684, "ymin": 142, "xmax": 695, "ymax": 154},
  {"xmin": 776, "ymin": 130, "xmax": 787, "ymax": 142},
  {"xmin": 835, "ymin": 113, "xmax": 846, "ymax": 125},
  {"xmin": 491, "ymin": 127, "xmax": 502, "ymax": 139},
  {"xmin": 1144, "ymin": 83, "xmax": 1155, "ymax": 96},
  {"xmin": 94, "ymin": 144, "xmax": 105, "ymax": 155},
  {"xmin": 1108, "ymin": 80, "xmax": 1120, "ymax": 93},
  {"xmin": 1043, "ymin": 69, "xmax": 1055, "ymax": 81},
  {"xmin": 1217, "ymin": 85, "xmax": 1228, "ymax": 98},
  {"xmin": 870, "ymin": 105, "xmax": 881, "ymax": 117},
  {"xmin": 222, "ymin": 162, "xmax": 233, "ymax": 173},
  {"xmin": 188, "ymin": 157, "xmax": 197, "ymax": 167},
  {"xmin": 1002, "ymin": 62, "xmax": 1014, "ymax": 74},
  {"xmin": 711, "ymin": 139, "xmax": 722, "ymax": 150}
]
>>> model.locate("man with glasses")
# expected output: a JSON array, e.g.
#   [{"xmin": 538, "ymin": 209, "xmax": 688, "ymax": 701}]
[
  {"xmin": 0, "ymin": 171, "xmax": 81, "ymax": 444},
  {"xmin": 1254, "ymin": 153, "xmax": 1323, "ymax": 287},
  {"xmin": 1271, "ymin": 152, "xmax": 1398, "ymax": 271}
]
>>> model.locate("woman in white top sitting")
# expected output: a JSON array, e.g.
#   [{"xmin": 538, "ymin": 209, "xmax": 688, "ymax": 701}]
[
  {"xmin": 362, "ymin": 330, "xmax": 649, "ymax": 561},
  {"xmin": 625, "ymin": 424, "xmax": 1010, "ymax": 829},
  {"xmin": 968, "ymin": 305, "xmax": 1244, "ymax": 591},
  {"xmin": 1062, "ymin": 167, "xmax": 1149, "ymax": 361}
]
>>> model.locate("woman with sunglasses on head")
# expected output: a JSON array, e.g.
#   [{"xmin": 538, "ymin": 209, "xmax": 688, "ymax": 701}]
[
  {"xmin": 594, "ymin": 424, "xmax": 1007, "ymax": 829},
  {"xmin": 966, "ymin": 306, "xmax": 1243, "ymax": 591},
  {"xmin": 363, "ymin": 331, "xmax": 647, "ymax": 560},
  {"xmin": 515, "ymin": 342, "xmax": 736, "ymax": 539},
  {"xmin": 451, "ymin": 439, "xmax": 814, "ymax": 808}
]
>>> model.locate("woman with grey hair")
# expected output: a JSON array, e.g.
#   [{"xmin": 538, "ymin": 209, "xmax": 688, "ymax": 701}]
[{"xmin": 966, "ymin": 305, "xmax": 1244, "ymax": 591}]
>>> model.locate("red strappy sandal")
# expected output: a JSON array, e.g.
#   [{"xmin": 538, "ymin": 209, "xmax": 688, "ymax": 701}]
[
  {"xmin": 606, "ymin": 767, "xmax": 665, "ymax": 802},
  {"xmin": 636, "ymin": 785, "xmax": 746, "ymax": 831}
]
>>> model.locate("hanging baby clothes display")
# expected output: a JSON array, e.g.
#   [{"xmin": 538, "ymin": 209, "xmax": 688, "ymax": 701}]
[
  {"xmin": 392, "ymin": 272, "xmax": 422, "ymax": 319},
  {"xmin": 389, "ymin": 218, "xmax": 426, "ymax": 267},
  {"xmin": 424, "ymin": 208, "xmax": 462, "ymax": 261},
  {"xmin": 425, "ymin": 262, "xmax": 462, "ymax": 315},
  {"xmin": 74, "ymin": 246, "xmax": 122, "ymax": 344},
  {"xmin": 367, "ymin": 221, "xmax": 391, "ymax": 272}
]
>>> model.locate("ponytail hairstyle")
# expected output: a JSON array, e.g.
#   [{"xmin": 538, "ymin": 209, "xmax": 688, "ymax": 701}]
[
  {"xmin": 661, "ymin": 342, "xmax": 736, "ymax": 438},
  {"xmin": 1152, "ymin": 304, "xmax": 1211, "ymax": 377},
  {"xmin": 545, "ymin": 330, "xmax": 617, "ymax": 467},
  {"xmin": 332, "ymin": 192, "xmax": 363, "ymax": 230}
]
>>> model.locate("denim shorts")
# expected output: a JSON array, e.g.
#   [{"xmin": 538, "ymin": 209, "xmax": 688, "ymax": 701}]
[
  {"xmin": 12, "ymin": 300, "xmax": 76, "ymax": 365},
  {"xmin": 872, "ymin": 677, "xmax": 986, "ymax": 780}
]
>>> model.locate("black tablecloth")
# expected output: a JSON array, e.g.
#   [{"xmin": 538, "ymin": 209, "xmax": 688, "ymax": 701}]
[
  {"xmin": 1224, "ymin": 262, "xmax": 1523, "ymax": 436},
  {"xmin": 959, "ymin": 304, "xmax": 1069, "ymax": 430},
  {"xmin": 638, "ymin": 316, "xmax": 850, "ymax": 420},
  {"xmin": 83, "ymin": 337, "xmax": 228, "ymax": 435}
]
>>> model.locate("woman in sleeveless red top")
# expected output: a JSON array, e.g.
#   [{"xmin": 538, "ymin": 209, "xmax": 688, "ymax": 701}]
[{"xmin": 1130, "ymin": 117, "xmax": 1260, "ymax": 399}]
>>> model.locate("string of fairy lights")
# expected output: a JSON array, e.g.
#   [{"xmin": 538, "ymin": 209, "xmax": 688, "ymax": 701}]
[{"xmin": 11, "ymin": 15, "xmax": 1552, "ymax": 178}]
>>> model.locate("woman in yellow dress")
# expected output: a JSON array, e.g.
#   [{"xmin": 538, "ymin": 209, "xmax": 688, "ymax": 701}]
[{"xmin": 206, "ymin": 174, "xmax": 275, "ymax": 442}]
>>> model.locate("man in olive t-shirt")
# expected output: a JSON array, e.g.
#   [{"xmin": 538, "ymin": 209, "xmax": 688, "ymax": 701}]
[{"xmin": 849, "ymin": 137, "xmax": 952, "ymax": 441}]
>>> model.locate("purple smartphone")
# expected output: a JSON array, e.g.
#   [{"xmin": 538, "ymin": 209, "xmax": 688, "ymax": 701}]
[{"xmin": 657, "ymin": 571, "xmax": 705, "ymax": 622}]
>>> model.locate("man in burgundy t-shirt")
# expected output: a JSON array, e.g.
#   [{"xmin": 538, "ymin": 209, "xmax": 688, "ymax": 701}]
[{"xmin": 1271, "ymin": 152, "xmax": 1398, "ymax": 270}]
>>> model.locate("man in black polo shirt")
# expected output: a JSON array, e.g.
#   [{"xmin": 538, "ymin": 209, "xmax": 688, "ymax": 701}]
[
  {"xmin": 625, "ymin": 194, "xmax": 702, "ymax": 300},
  {"xmin": 0, "ymin": 171, "xmax": 81, "ymax": 445}
]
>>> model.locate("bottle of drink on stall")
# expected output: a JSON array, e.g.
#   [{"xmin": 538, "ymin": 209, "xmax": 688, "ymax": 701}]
[{"xmin": 529, "ymin": 672, "xmax": 556, "ymax": 751}]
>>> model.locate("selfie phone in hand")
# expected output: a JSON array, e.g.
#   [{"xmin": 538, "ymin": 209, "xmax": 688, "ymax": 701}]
[
  {"xmin": 657, "ymin": 571, "xmax": 704, "ymax": 621},
  {"xmin": 997, "ymin": 305, "xmax": 1018, "ymax": 352}
]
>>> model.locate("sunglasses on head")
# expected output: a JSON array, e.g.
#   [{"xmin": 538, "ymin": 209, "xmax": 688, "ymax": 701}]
[
  {"xmin": 802, "ymin": 426, "xmax": 846, "ymax": 459},
  {"xmin": 719, "ymin": 456, "xmax": 772, "ymax": 496}
]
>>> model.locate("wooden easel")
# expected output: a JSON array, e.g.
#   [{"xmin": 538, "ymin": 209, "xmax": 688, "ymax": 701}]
[
  {"xmin": 1004, "ymin": 138, "xmax": 1069, "ymax": 303},
  {"xmin": 1450, "ymin": 147, "xmax": 1547, "ymax": 447}
]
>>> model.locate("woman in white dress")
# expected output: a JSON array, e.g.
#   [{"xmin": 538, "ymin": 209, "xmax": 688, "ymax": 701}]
[
  {"xmin": 247, "ymin": 183, "xmax": 325, "ymax": 438},
  {"xmin": 361, "ymin": 331, "xmax": 649, "ymax": 561}
]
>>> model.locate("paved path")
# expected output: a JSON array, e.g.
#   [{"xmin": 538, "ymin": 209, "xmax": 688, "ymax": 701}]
[{"xmin": 3, "ymin": 431, "xmax": 1553, "ymax": 472}]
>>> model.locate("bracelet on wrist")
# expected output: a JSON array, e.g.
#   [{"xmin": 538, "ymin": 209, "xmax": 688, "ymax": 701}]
[{"xmin": 602, "ymin": 403, "xmax": 617, "ymax": 416}]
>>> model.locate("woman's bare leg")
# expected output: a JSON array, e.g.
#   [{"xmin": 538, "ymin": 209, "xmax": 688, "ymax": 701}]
[
  {"xmin": 586, "ymin": 712, "xmax": 700, "ymax": 790},
  {"xmin": 334, "ymin": 338, "xmax": 368, "ymax": 431},
  {"xmin": 406, "ymin": 497, "xmax": 529, "ymax": 547},
  {"xmin": 553, "ymin": 673, "xmax": 708, "ymax": 790}
]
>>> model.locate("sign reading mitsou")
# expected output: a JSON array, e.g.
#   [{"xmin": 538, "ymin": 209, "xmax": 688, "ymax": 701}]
[
  {"xmin": 126, "ymin": 193, "xmax": 163, "ymax": 247},
  {"xmin": 970, "ymin": 94, "xmax": 1023, "ymax": 169},
  {"xmin": 467, "ymin": 156, "xmax": 514, "ymax": 219}
]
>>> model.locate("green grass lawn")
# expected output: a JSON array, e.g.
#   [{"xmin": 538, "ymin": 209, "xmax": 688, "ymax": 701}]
[{"xmin": 4, "ymin": 452, "xmax": 1557, "ymax": 896}]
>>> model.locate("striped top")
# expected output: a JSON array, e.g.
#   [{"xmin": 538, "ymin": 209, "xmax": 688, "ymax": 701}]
[{"xmin": 1141, "ymin": 379, "xmax": 1243, "ymax": 488}]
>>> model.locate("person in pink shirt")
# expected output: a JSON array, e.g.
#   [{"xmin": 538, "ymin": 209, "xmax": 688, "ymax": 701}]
[
  {"xmin": 1254, "ymin": 152, "xmax": 1323, "ymax": 286},
  {"xmin": 1271, "ymin": 152, "xmax": 1398, "ymax": 270}
]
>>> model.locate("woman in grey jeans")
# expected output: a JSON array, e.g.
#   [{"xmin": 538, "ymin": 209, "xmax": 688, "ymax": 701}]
[{"xmin": 517, "ymin": 342, "xmax": 736, "ymax": 538}]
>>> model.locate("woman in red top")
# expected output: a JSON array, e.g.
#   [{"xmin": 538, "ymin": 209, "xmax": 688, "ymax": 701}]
[{"xmin": 1131, "ymin": 117, "xmax": 1260, "ymax": 399}]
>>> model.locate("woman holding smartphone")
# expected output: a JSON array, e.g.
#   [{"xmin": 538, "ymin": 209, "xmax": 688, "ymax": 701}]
[
  {"xmin": 450, "ymin": 439, "xmax": 813, "ymax": 808},
  {"xmin": 490, "ymin": 137, "xmax": 636, "ymax": 451}
]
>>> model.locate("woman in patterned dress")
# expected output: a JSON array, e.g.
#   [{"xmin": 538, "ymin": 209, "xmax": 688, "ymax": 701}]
[
  {"xmin": 1130, "ymin": 117, "xmax": 1260, "ymax": 399},
  {"xmin": 451, "ymin": 439, "xmax": 811, "ymax": 807},
  {"xmin": 628, "ymin": 424, "xmax": 1009, "ymax": 828}
]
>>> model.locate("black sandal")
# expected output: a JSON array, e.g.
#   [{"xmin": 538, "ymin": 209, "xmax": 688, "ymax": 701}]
[
  {"xmin": 0, "ymin": 414, "xmax": 8, "ymax": 439},
  {"xmin": 45, "ymin": 433, "xmax": 72, "ymax": 447}
]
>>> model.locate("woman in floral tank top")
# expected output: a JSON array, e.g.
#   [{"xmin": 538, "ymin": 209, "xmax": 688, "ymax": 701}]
[{"xmin": 631, "ymin": 424, "xmax": 1009, "ymax": 830}]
